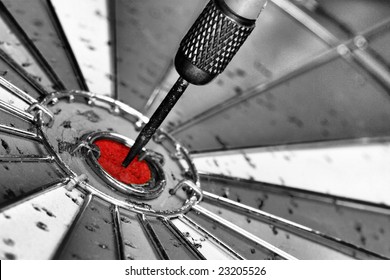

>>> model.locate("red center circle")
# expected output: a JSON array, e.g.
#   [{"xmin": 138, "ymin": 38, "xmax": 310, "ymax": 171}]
[{"xmin": 94, "ymin": 139, "xmax": 151, "ymax": 185}]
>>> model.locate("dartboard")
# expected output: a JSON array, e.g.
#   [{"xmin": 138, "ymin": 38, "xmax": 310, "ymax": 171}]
[{"xmin": 1, "ymin": 0, "xmax": 390, "ymax": 260}]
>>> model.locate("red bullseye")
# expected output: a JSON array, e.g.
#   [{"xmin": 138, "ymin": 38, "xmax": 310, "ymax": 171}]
[{"xmin": 94, "ymin": 139, "xmax": 151, "ymax": 185}]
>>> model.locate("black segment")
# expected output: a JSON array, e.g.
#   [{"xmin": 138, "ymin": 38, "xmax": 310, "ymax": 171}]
[
  {"xmin": 2, "ymin": 0, "xmax": 89, "ymax": 91},
  {"xmin": 119, "ymin": 210, "xmax": 158, "ymax": 260},
  {"xmin": 0, "ymin": 1, "xmax": 63, "ymax": 91},
  {"xmin": 0, "ymin": 160, "xmax": 63, "ymax": 207},
  {"xmin": 113, "ymin": 0, "xmax": 204, "ymax": 110},
  {"xmin": 199, "ymin": 173, "xmax": 390, "ymax": 258},
  {"xmin": 174, "ymin": 57, "xmax": 390, "ymax": 152},
  {"xmin": 145, "ymin": 217, "xmax": 201, "ymax": 260},
  {"xmin": 201, "ymin": 196, "xmax": 385, "ymax": 259},
  {"xmin": 0, "ymin": 109, "xmax": 33, "ymax": 132},
  {"xmin": 0, "ymin": 49, "xmax": 47, "ymax": 99},
  {"xmin": 187, "ymin": 210, "xmax": 283, "ymax": 260},
  {"xmin": 56, "ymin": 196, "xmax": 119, "ymax": 260}
]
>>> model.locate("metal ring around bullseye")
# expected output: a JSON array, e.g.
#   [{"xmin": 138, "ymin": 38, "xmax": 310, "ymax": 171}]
[{"xmin": 77, "ymin": 131, "xmax": 166, "ymax": 200}]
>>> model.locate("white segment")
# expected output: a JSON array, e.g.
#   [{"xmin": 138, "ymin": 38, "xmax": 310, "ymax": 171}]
[
  {"xmin": 51, "ymin": 0, "xmax": 112, "ymax": 95},
  {"xmin": 171, "ymin": 218, "xmax": 236, "ymax": 260},
  {"xmin": 193, "ymin": 141, "xmax": 390, "ymax": 206},
  {"xmin": 0, "ymin": 187, "xmax": 84, "ymax": 260}
]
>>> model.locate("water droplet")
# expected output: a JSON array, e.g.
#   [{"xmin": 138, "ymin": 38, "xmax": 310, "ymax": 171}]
[
  {"xmin": 250, "ymin": 248, "xmax": 256, "ymax": 254},
  {"xmin": 85, "ymin": 225, "xmax": 96, "ymax": 232},
  {"xmin": 3, "ymin": 238, "xmax": 15, "ymax": 246},
  {"xmin": 270, "ymin": 225, "xmax": 278, "ymax": 235},
  {"xmin": 42, "ymin": 207, "xmax": 56, "ymax": 218},
  {"xmin": 120, "ymin": 217, "xmax": 131, "ymax": 224},
  {"xmin": 5, "ymin": 252, "xmax": 16, "ymax": 260},
  {"xmin": 71, "ymin": 254, "xmax": 81, "ymax": 260},
  {"xmin": 124, "ymin": 241, "xmax": 137, "ymax": 248},
  {"xmin": 98, "ymin": 243, "xmax": 108, "ymax": 249},
  {"xmin": 36, "ymin": 221, "xmax": 48, "ymax": 231},
  {"xmin": 355, "ymin": 222, "xmax": 362, "ymax": 233}
]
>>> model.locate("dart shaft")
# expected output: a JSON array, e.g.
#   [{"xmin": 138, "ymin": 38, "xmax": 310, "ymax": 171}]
[
  {"xmin": 122, "ymin": 0, "xmax": 267, "ymax": 167},
  {"xmin": 122, "ymin": 77, "xmax": 189, "ymax": 167}
]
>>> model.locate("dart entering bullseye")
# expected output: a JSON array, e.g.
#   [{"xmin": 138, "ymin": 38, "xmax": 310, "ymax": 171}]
[
  {"xmin": 94, "ymin": 139, "xmax": 151, "ymax": 185},
  {"xmin": 122, "ymin": 0, "xmax": 267, "ymax": 167}
]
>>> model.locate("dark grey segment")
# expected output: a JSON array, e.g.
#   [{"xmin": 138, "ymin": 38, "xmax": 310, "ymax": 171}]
[
  {"xmin": 0, "ymin": 160, "xmax": 63, "ymax": 207},
  {"xmin": 0, "ymin": 109, "xmax": 33, "ymax": 132},
  {"xmin": 145, "ymin": 217, "xmax": 200, "ymax": 260},
  {"xmin": 0, "ymin": 1, "xmax": 62, "ymax": 91},
  {"xmin": 119, "ymin": 210, "xmax": 158, "ymax": 260},
  {"xmin": 160, "ymin": 2, "xmax": 328, "ymax": 131},
  {"xmin": 199, "ymin": 173, "xmax": 390, "ymax": 258},
  {"xmin": 2, "ymin": 0, "xmax": 88, "ymax": 91},
  {"xmin": 187, "ymin": 210, "xmax": 283, "ymax": 260},
  {"xmin": 201, "ymin": 196, "xmax": 385, "ymax": 259},
  {"xmin": 174, "ymin": 57, "xmax": 390, "ymax": 152},
  {"xmin": 0, "ymin": 50, "xmax": 46, "ymax": 99},
  {"xmin": 369, "ymin": 28, "xmax": 390, "ymax": 68},
  {"xmin": 0, "ymin": 133, "xmax": 45, "ymax": 155},
  {"xmin": 113, "ymin": 0, "xmax": 204, "ymax": 110},
  {"xmin": 57, "ymin": 196, "xmax": 118, "ymax": 260}
]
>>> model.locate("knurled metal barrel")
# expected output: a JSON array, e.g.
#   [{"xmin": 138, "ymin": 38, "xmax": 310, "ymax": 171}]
[{"xmin": 175, "ymin": 0, "xmax": 265, "ymax": 85}]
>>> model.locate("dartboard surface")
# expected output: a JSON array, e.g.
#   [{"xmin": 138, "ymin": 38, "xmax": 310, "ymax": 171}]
[{"xmin": 0, "ymin": 0, "xmax": 390, "ymax": 260}]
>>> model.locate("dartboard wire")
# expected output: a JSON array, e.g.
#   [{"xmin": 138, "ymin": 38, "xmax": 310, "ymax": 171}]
[
  {"xmin": 0, "ymin": 99, "xmax": 35, "ymax": 123},
  {"xmin": 192, "ymin": 205, "xmax": 298, "ymax": 260},
  {"xmin": 0, "ymin": 124, "xmax": 39, "ymax": 141},
  {"xmin": 0, "ymin": 178, "xmax": 69, "ymax": 213},
  {"xmin": 51, "ymin": 193, "xmax": 93, "ymax": 259},
  {"xmin": 137, "ymin": 214, "xmax": 170, "ymax": 260},
  {"xmin": 179, "ymin": 214, "xmax": 245, "ymax": 260},
  {"xmin": 0, "ymin": 48, "xmax": 49, "ymax": 98},
  {"xmin": 112, "ymin": 205, "xmax": 126, "ymax": 260},
  {"xmin": 0, "ymin": 155, "xmax": 55, "ymax": 163},
  {"xmin": 160, "ymin": 217, "xmax": 206, "ymax": 260},
  {"xmin": 107, "ymin": 0, "xmax": 118, "ymax": 100},
  {"xmin": 0, "ymin": 1, "xmax": 65, "ymax": 91},
  {"xmin": 0, "ymin": 76, "xmax": 40, "ymax": 105},
  {"xmin": 202, "ymin": 191, "xmax": 388, "ymax": 260},
  {"xmin": 45, "ymin": 0, "xmax": 89, "ymax": 91}
]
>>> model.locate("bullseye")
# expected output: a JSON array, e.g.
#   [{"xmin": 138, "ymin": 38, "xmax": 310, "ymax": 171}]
[{"xmin": 94, "ymin": 139, "xmax": 151, "ymax": 185}]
